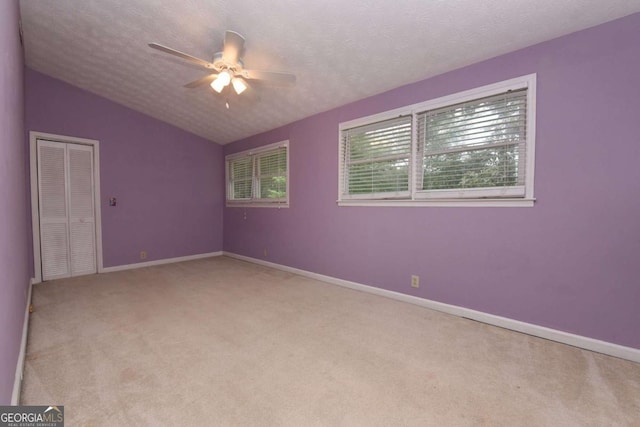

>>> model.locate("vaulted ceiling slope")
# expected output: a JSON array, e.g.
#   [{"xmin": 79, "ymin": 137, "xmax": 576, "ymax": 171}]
[{"xmin": 20, "ymin": 0, "xmax": 640, "ymax": 145}]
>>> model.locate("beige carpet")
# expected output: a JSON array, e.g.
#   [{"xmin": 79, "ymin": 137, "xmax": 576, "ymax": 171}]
[{"xmin": 21, "ymin": 256, "xmax": 640, "ymax": 426}]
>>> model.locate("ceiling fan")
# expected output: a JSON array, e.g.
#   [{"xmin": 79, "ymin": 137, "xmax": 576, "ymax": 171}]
[{"xmin": 149, "ymin": 31, "xmax": 296, "ymax": 98}]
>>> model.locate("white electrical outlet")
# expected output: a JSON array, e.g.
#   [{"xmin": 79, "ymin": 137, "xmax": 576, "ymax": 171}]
[
  {"xmin": 140, "ymin": 250, "xmax": 147, "ymax": 260},
  {"xmin": 263, "ymin": 248, "xmax": 268, "ymax": 257},
  {"xmin": 411, "ymin": 275, "xmax": 420, "ymax": 288}
]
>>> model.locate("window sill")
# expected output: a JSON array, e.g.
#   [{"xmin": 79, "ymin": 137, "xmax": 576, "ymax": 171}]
[
  {"xmin": 226, "ymin": 201, "xmax": 289, "ymax": 209},
  {"xmin": 337, "ymin": 198, "xmax": 535, "ymax": 208}
]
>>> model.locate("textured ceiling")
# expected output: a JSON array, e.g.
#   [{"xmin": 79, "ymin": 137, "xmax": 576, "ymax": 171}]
[{"xmin": 19, "ymin": 0, "xmax": 640, "ymax": 145}]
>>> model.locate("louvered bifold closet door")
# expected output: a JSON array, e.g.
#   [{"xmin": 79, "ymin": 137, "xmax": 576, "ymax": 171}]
[
  {"xmin": 67, "ymin": 144, "xmax": 97, "ymax": 276},
  {"xmin": 38, "ymin": 140, "xmax": 71, "ymax": 280}
]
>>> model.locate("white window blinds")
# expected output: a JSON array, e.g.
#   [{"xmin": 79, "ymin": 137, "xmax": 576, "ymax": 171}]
[
  {"xmin": 416, "ymin": 89, "xmax": 527, "ymax": 198},
  {"xmin": 229, "ymin": 157, "xmax": 253, "ymax": 199},
  {"xmin": 340, "ymin": 115, "xmax": 412, "ymax": 199}
]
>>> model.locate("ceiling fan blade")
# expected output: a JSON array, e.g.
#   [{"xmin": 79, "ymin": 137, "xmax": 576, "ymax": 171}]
[
  {"xmin": 241, "ymin": 69, "xmax": 296, "ymax": 85},
  {"xmin": 184, "ymin": 74, "xmax": 218, "ymax": 88},
  {"xmin": 222, "ymin": 31, "xmax": 245, "ymax": 64},
  {"xmin": 148, "ymin": 43, "xmax": 214, "ymax": 69}
]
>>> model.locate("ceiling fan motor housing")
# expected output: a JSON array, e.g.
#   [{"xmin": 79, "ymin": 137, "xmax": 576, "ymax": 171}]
[{"xmin": 212, "ymin": 52, "xmax": 244, "ymax": 74}]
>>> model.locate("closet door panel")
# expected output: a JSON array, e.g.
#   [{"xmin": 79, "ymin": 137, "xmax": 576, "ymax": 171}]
[
  {"xmin": 68, "ymin": 144, "xmax": 97, "ymax": 275},
  {"xmin": 41, "ymin": 223, "xmax": 70, "ymax": 279},
  {"xmin": 38, "ymin": 140, "xmax": 71, "ymax": 280},
  {"xmin": 70, "ymin": 222, "xmax": 96, "ymax": 274}
]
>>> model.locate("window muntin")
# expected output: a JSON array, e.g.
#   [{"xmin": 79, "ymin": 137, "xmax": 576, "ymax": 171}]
[
  {"xmin": 338, "ymin": 75, "xmax": 535, "ymax": 206},
  {"xmin": 226, "ymin": 141, "xmax": 289, "ymax": 207}
]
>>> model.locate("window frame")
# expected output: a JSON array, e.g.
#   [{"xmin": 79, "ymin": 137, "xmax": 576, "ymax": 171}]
[
  {"xmin": 226, "ymin": 140, "xmax": 290, "ymax": 208},
  {"xmin": 338, "ymin": 74, "xmax": 536, "ymax": 207}
]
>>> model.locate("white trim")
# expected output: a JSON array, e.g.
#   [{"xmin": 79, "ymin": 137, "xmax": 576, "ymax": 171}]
[
  {"xmin": 101, "ymin": 251, "xmax": 223, "ymax": 273},
  {"xmin": 525, "ymin": 76, "xmax": 537, "ymax": 200},
  {"xmin": 29, "ymin": 141, "xmax": 41, "ymax": 283},
  {"xmin": 225, "ymin": 140, "xmax": 288, "ymax": 160},
  {"xmin": 93, "ymin": 140, "xmax": 104, "ymax": 274},
  {"xmin": 223, "ymin": 252, "xmax": 640, "ymax": 363},
  {"xmin": 11, "ymin": 280, "xmax": 33, "ymax": 405},
  {"xmin": 337, "ymin": 198, "xmax": 535, "ymax": 208},
  {"xmin": 339, "ymin": 74, "xmax": 536, "ymax": 131},
  {"xmin": 417, "ymin": 184, "xmax": 525, "ymax": 200},
  {"xmin": 30, "ymin": 131, "xmax": 104, "ymax": 283},
  {"xmin": 226, "ymin": 202, "xmax": 290, "ymax": 209}
]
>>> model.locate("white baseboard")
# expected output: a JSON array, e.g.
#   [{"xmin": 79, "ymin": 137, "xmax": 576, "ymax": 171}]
[
  {"xmin": 11, "ymin": 280, "xmax": 33, "ymax": 405},
  {"xmin": 101, "ymin": 251, "xmax": 223, "ymax": 273},
  {"xmin": 223, "ymin": 251, "xmax": 640, "ymax": 363}
]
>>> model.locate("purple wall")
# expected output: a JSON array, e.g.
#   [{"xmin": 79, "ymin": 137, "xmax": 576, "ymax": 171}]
[
  {"xmin": 25, "ymin": 69, "xmax": 224, "ymax": 269},
  {"xmin": 224, "ymin": 14, "xmax": 640, "ymax": 349},
  {"xmin": 0, "ymin": 0, "xmax": 29, "ymax": 403}
]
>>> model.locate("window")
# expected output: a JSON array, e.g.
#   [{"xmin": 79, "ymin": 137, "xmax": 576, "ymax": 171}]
[
  {"xmin": 341, "ymin": 116, "xmax": 412, "ymax": 199},
  {"xmin": 339, "ymin": 75, "xmax": 536, "ymax": 207},
  {"xmin": 226, "ymin": 140, "xmax": 289, "ymax": 207}
]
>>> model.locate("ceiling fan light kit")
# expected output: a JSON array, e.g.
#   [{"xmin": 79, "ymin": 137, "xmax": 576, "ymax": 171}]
[
  {"xmin": 217, "ymin": 69, "xmax": 232, "ymax": 86},
  {"xmin": 209, "ymin": 71, "xmax": 247, "ymax": 95},
  {"xmin": 210, "ymin": 77, "xmax": 226, "ymax": 93},
  {"xmin": 231, "ymin": 77, "xmax": 248, "ymax": 94},
  {"xmin": 211, "ymin": 69, "xmax": 232, "ymax": 93},
  {"xmin": 149, "ymin": 30, "xmax": 296, "ymax": 102}
]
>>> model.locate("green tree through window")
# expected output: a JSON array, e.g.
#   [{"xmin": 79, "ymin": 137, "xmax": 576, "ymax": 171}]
[
  {"xmin": 258, "ymin": 148, "xmax": 287, "ymax": 199},
  {"xmin": 420, "ymin": 89, "xmax": 526, "ymax": 191}
]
